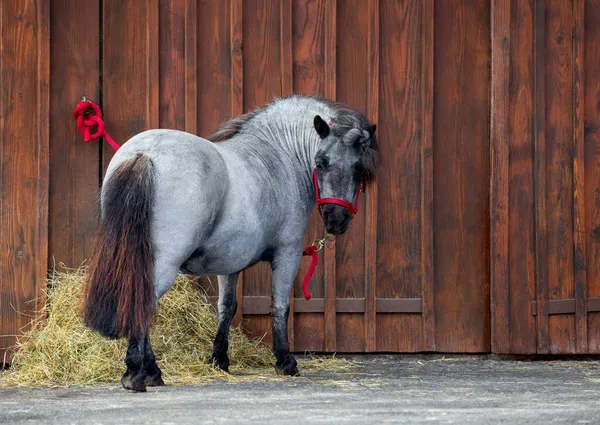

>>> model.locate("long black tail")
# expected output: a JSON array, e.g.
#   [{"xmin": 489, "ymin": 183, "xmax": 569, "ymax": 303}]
[{"xmin": 82, "ymin": 153, "xmax": 156, "ymax": 339}]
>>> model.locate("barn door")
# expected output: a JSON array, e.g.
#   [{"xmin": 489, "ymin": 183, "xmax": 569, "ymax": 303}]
[{"xmin": 491, "ymin": 0, "xmax": 600, "ymax": 354}]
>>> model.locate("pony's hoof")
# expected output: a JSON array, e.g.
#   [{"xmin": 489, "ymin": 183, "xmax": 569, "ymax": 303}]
[
  {"xmin": 275, "ymin": 355, "xmax": 299, "ymax": 376},
  {"xmin": 209, "ymin": 352, "xmax": 230, "ymax": 373},
  {"xmin": 121, "ymin": 372, "xmax": 147, "ymax": 392},
  {"xmin": 145, "ymin": 371, "xmax": 165, "ymax": 387}
]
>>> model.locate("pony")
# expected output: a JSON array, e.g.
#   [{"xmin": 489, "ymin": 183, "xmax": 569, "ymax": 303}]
[{"xmin": 82, "ymin": 95, "xmax": 379, "ymax": 392}]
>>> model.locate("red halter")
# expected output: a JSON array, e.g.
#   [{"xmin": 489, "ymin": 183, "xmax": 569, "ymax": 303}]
[{"xmin": 312, "ymin": 168, "xmax": 363, "ymax": 218}]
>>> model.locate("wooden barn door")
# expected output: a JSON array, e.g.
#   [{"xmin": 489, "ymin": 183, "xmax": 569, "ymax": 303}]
[{"xmin": 491, "ymin": 0, "xmax": 600, "ymax": 354}]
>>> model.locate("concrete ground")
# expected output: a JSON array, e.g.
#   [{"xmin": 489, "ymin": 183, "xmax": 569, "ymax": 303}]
[{"xmin": 1, "ymin": 355, "xmax": 599, "ymax": 424}]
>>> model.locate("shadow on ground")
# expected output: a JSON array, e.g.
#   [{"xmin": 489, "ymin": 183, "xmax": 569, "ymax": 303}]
[{"xmin": 1, "ymin": 355, "xmax": 599, "ymax": 424}]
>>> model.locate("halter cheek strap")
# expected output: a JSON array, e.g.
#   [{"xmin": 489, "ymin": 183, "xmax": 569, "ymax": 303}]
[{"xmin": 312, "ymin": 168, "xmax": 363, "ymax": 218}]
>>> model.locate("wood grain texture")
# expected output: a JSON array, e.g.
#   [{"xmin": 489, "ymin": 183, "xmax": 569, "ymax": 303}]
[
  {"xmin": 364, "ymin": 0, "xmax": 379, "ymax": 353},
  {"xmin": 185, "ymin": 0, "xmax": 197, "ymax": 135},
  {"xmin": 48, "ymin": 0, "xmax": 100, "ymax": 269},
  {"xmin": 377, "ymin": 0, "xmax": 423, "ymax": 352},
  {"xmin": 335, "ymin": 0, "xmax": 368, "ymax": 353},
  {"xmin": 0, "ymin": 0, "xmax": 50, "ymax": 364},
  {"xmin": 534, "ymin": 0, "xmax": 550, "ymax": 354},
  {"xmin": 584, "ymin": 0, "xmax": 600, "ymax": 353},
  {"xmin": 545, "ymin": 0, "xmax": 576, "ymax": 354},
  {"xmin": 323, "ymin": 0, "xmax": 337, "ymax": 352},
  {"xmin": 573, "ymin": 0, "xmax": 587, "ymax": 353},
  {"xmin": 507, "ymin": 0, "xmax": 537, "ymax": 354},
  {"xmin": 103, "ymin": 0, "xmax": 159, "ymax": 172},
  {"xmin": 292, "ymin": 0, "xmax": 326, "ymax": 352},
  {"xmin": 420, "ymin": 0, "xmax": 435, "ymax": 353},
  {"xmin": 241, "ymin": 0, "xmax": 282, "ymax": 346},
  {"xmin": 490, "ymin": 0, "xmax": 511, "ymax": 354},
  {"xmin": 433, "ymin": 0, "xmax": 491, "ymax": 352}
]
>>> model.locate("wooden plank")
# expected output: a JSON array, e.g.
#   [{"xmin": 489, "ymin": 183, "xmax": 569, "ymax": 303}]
[
  {"xmin": 490, "ymin": 0, "xmax": 511, "ymax": 354},
  {"xmin": 420, "ymin": 0, "xmax": 435, "ymax": 353},
  {"xmin": 323, "ymin": 0, "xmax": 337, "ymax": 353},
  {"xmin": 572, "ymin": 0, "xmax": 587, "ymax": 354},
  {"xmin": 584, "ymin": 0, "xmax": 600, "ymax": 353},
  {"xmin": 241, "ymin": 0, "xmax": 282, "ymax": 347},
  {"xmin": 545, "ymin": 0, "xmax": 576, "ymax": 354},
  {"xmin": 294, "ymin": 298, "xmax": 326, "ymax": 313},
  {"xmin": 159, "ymin": 0, "xmax": 186, "ymax": 130},
  {"xmin": 534, "ymin": 0, "xmax": 550, "ymax": 354},
  {"xmin": 433, "ymin": 0, "xmax": 491, "ymax": 352},
  {"xmin": 364, "ymin": 0, "xmax": 379, "ymax": 353},
  {"xmin": 280, "ymin": 0, "xmax": 294, "ymax": 351},
  {"xmin": 231, "ymin": 0, "xmax": 244, "ymax": 328},
  {"xmin": 377, "ymin": 0, "xmax": 423, "ymax": 352},
  {"xmin": 103, "ymin": 0, "xmax": 159, "ymax": 172},
  {"xmin": 507, "ymin": 0, "xmax": 537, "ymax": 354},
  {"xmin": 184, "ymin": 0, "xmax": 197, "ymax": 135},
  {"xmin": 292, "ymin": 0, "xmax": 326, "ymax": 352},
  {"xmin": 48, "ymin": 0, "xmax": 100, "ymax": 269},
  {"xmin": 376, "ymin": 299, "xmax": 422, "ymax": 313},
  {"xmin": 0, "ymin": 0, "xmax": 50, "ymax": 364},
  {"xmin": 242, "ymin": 296, "xmax": 271, "ymax": 315}
]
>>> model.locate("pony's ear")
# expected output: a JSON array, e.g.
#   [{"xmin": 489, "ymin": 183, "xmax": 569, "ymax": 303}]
[
  {"xmin": 314, "ymin": 115, "xmax": 330, "ymax": 139},
  {"xmin": 367, "ymin": 124, "xmax": 377, "ymax": 137}
]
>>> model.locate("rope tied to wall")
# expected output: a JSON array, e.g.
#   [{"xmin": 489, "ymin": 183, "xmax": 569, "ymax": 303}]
[{"xmin": 73, "ymin": 97, "xmax": 120, "ymax": 151}]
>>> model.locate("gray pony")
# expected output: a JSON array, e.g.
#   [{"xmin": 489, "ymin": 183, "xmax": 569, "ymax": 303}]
[{"xmin": 82, "ymin": 94, "xmax": 379, "ymax": 392}]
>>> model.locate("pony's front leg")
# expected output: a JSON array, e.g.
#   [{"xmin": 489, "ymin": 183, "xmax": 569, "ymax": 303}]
[
  {"xmin": 211, "ymin": 273, "xmax": 240, "ymax": 372},
  {"xmin": 271, "ymin": 249, "xmax": 302, "ymax": 376}
]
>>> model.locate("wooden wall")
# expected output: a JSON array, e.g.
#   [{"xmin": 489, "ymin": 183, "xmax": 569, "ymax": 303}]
[{"xmin": 2, "ymin": 0, "xmax": 599, "ymax": 362}]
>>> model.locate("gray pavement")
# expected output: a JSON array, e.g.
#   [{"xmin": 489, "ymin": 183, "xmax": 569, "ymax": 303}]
[{"xmin": 1, "ymin": 355, "xmax": 599, "ymax": 424}]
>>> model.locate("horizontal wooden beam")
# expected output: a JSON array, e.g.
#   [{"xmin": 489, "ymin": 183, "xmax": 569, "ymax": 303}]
[{"xmin": 531, "ymin": 298, "xmax": 600, "ymax": 316}]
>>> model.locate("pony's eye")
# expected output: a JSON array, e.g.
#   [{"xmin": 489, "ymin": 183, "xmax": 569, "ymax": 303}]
[{"xmin": 316, "ymin": 157, "xmax": 329, "ymax": 171}]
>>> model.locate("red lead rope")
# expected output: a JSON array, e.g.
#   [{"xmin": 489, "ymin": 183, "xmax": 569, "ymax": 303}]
[
  {"xmin": 301, "ymin": 245, "xmax": 319, "ymax": 300},
  {"xmin": 73, "ymin": 98, "xmax": 120, "ymax": 151}
]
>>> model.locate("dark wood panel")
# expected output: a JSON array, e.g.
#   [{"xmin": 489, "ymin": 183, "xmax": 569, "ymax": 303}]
[
  {"xmin": 585, "ymin": 0, "xmax": 600, "ymax": 353},
  {"xmin": 103, "ymin": 0, "xmax": 159, "ymax": 172},
  {"xmin": 433, "ymin": 0, "xmax": 491, "ymax": 352},
  {"xmin": 490, "ymin": 0, "xmax": 511, "ymax": 354},
  {"xmin": 0, "ymin": 0, "xmax": 50, "ymax": 363},
  {"xmin": 334, "ymin": 0, "xmax": 368, "ymax": 352},
  {"xmin": 48, "ymin": 0, "xmax": 100, "ymax": 269},
  {"xmin": 507, "ymin": 0, "xmax": 537, "ymax": 354},
  {"xmin": 545, "ymin": 0, "xmax": 576, "ymax": 354},
  {"xmin": 364, "ymin": 0, "xmax": 379, "ymax": 353},
  {"xmin": 240, "ymin": 0, "xmax": 282, "ymax": 345}
]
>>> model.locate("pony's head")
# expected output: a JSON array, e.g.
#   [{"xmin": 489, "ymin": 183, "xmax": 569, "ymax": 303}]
[{"xmin": 312, "ymin": 113, "xmax": 378, "ymax": 235}]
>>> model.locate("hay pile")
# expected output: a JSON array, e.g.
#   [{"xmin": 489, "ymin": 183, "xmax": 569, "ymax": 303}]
[{"xmin": 1, "ymin": 267, "xmax": 277, "ymax": 387}]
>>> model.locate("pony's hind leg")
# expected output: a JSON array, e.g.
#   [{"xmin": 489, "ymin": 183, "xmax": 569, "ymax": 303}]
[
  {"xmin": 210, "ymin": 273, "xmax": 240, "ymax": 372},
  {"xmin": 143, "ymin": 336, "xmax": 164, "ymax": 386},
  {"xmin": 121, "ymin": 334, "xmax": 149, "ymax": 392}
]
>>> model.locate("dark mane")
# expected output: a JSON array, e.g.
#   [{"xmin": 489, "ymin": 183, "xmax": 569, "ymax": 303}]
[{"xmin": 207, "ymin": 109, "xmax": 261, "ymax": 142}]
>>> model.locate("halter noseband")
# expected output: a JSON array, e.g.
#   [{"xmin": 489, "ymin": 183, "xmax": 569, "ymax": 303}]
[{"xmin": 312, "ymin": 168, "xmax": 363, "ymax": 218}]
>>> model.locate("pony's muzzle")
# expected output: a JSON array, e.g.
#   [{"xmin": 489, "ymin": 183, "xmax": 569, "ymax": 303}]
[{"xmin": 321, "ymin": 204, "xmax": 351, "ymax": 235}]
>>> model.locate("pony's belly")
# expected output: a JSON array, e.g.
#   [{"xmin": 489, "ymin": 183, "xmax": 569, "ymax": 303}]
[{"xmin": 179, "ymin": 243, "xmax": 265, "ymax": 276}]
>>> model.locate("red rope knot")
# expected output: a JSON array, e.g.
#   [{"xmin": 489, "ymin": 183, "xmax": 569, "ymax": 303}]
[
  {"xmin": 301, "ymin": 234, "xmax": 332, "ymax": 301},
  {"xmin": 73, "ymin": 98, "xmax": 120, "ymax": 151}
]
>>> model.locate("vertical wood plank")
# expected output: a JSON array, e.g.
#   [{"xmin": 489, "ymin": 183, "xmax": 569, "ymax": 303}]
[
  {"xmin": 584, "ymin": 0, "xmax": 600, "ymax": 353},
  {"xmin": 231, "ymin": 0, "xmax": 244, "ymax": 327},
  {"xmin": 241, "ymin": 0, "xmax": 281, "ymax": 346},
  {"xmin": 185, "ymin": 0, "xmax": 197, "ymax": 135},
  {"xmin": 280, "ymin": 0, "xmax": 295, "ymax": 351},
  {"xmin": 572, "ymin": 0, "xmax": 587, "ymax": 353},
  {"xmin": 103, "ymin": 0, "xmax": 159, "ymax": 172},
  {"xmin": 420, "ymin": 0, "xmax": 435, "ymax": 352},
  {"xmin": 48, "ymin": 0, "xmax": 100, "ymax": 269},
  {"xmin": 323, "ymin": 0, "xmax": 337, "ymax": 353},
  {"xmin": 507, "ymin": 0, "xmax": 537, "ymax": 354},
  {"xmin": 0, "ymin": 0, "xmax": 50, "ymax": 363},
  {"xmin": 545, "ymin": 0, "xmax": 576, "ymax": 354},
  {"xmin": 159, "ymin": 0, "xmax": 186, "ymax": 130},
  {"xmin": 364, "ymin": 0, "xmax": 379, "ymax": 353},
  {"xmin": 534, "ymin": 0, "xmax": 550, "ymax": 354},
  {"xmin": 490, "ymin": 0, "xmax": 511, "ymax": 354},
  {"xmin": 434, "ymin": 0, "xmax": 491, "ymax": 352},
  {"xmin": 335, "ymin": 0, "xmax": 368, "ymax": 353}
]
